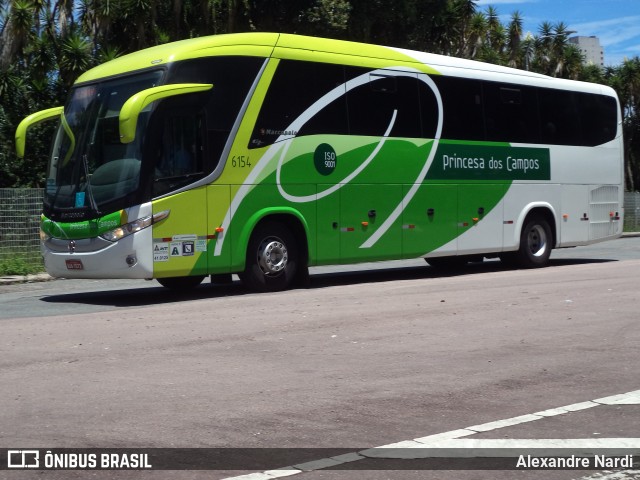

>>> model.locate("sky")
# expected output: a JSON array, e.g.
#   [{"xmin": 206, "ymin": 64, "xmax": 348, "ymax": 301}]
[{"xmin": 476, "ymin": 0, "xmax": 640, "ymax": 66}]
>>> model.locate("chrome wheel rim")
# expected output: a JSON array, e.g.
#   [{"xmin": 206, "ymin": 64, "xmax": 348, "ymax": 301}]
[
  {"xmin": 257, "ymin": 237, "xmax": 288, "ymax": 276},
  {"xmin": 528, "ymin": 224, "xmax": 547, "ymax": 257}
]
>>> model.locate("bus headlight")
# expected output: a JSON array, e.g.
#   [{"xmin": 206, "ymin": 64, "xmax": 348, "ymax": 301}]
[
  {"xmin": 99, "ymin": 210, "xmax": 169, "ymax": 242},
  {"xmin": 39, "ymin": 228, "xmax": 50, "ymax": 243},
  {"xmin": 100, "ymin": 215, "xmax": 153, "ymax": 242}
]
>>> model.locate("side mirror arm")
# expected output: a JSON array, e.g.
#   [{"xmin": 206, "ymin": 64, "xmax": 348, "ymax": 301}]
[
  {"xmin": 119, "ymin": 83, "xmax": 213, "ymax": 143},
  {"xmin": 15, "ymin": 106, "xmax": 64, "ymax": 158}
]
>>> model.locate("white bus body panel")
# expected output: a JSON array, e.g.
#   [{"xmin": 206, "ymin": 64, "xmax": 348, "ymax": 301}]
[{"xmin": 42, "ymin": 203, "xmax": 154, "ymax": 279}]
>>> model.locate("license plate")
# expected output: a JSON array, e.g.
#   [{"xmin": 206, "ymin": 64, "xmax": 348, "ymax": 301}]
[{"xmin": 65, "ymin": 259, "xmax": 84, "ymax": 270}]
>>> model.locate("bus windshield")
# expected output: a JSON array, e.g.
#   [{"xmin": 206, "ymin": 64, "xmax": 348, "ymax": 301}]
[{"xmin": 45, "ymin": 70, "xmax": 163, "ymax": 220}]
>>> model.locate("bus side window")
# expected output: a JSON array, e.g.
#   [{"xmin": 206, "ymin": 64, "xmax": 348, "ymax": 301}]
[
  {"xmin": 153, "ymin": 113, "xmax": 205, "ymax": 196},
  {"xmin": 432, "ymin": 76, "xmax": 485, "ymax": 141},
  {"xmin": 578, "ymin": 93, "xmax": 617, "ymax": 146},
  {"xmin": 345, "ymin": 68, "xmax": 421, "ymax": 138},
  {"xmin": 539, "ymin": 89, "xmax": 582, "ymax": 146},
  {"xmin": 483, "ymin": 82, "xmax": 540, "ymax": 144},
  {"xmin": 249, "ymin": 60, "xmax": 348, "ymax": 148},
  {"xmin": 160, "ymin": 115, "xmax": 203, "ymax": 176},
  {"xmin": 417, "ymin": 75, "xmax": 439, "ymax": 139}
]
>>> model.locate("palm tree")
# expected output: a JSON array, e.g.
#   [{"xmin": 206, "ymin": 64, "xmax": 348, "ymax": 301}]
[
  {"xmin": 78, "ymin": 0, "xmax": 116, "ymax": 53},
  {"xmin": 534, "ymin": 21, "xmax": 554, "ymax": 74},
  {"xmin": 466, "ymin": 11, "xmax": 487, "ymax": 59},
  {"xmin": 59, "ymin": 31, "xmax": 93, "ymax": 87},
  {"xmin": 451, "ymin": 0, "xmax": 476, "ymax": 56},
  {"xmin": 579, "ymin": 63, "xmax": 605, "ymax": 84},
  {"xmin": 549, "ymin": 21, "xmax": 572, "ymax": 77},
  {"xmin": 112, "ymin": 0, "xmax": 159, "ymax": 51},
  {"xmin": 485, "ymin": 5, "xmax": 499, "ymax": 47},
  {"xmin": 521, "ymin": 32, "xmax": 535, "ymax": 71},
  {"xmin": 561, "ymin": 43, "xmax": 583, "ymax": 79},
  {"xmin": 0, "ymin": 0, "xmax": 36, "ymax": 70},
  {"xmin": 304, "ymin": 0, "xmax": 351, "ymax": 37},
  {"xmin": 507, "ymin": 11, "xmax": 522, "ymax": 68},
  {"xmin": 54, "ymin": 0, "xmax": 76, "ymax": 37},
  {"xmin": 24, "ymin": 33, "xmax": 55, "ymax": 82},
  {"xmin": 617, "ymin": 58, "xmax": 640, "ymax": 191}
]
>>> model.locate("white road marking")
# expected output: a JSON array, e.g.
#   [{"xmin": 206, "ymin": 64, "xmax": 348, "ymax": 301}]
[
  {"xmin": 574, "ymin": 470, "xmax": 640, "ymax": 480},
  {"xmin": 362, "ymin": 438, "xmax": 640, "ymax": 459},
  {"xmin": 221, "ymin": 389, "xmax": 640, "ymax": 479},
  {"xmin": 534, "ymin": 401, "xmax": 599, "ymax": 417},
  {"xmin": 413, "ymin": 429, "xmax": 477, "ymax": 443},
  {"xmin": 263, "ymin": 469, "xmax": 300, "ymax": 478},
  {"xmin": 594, "ymin": 392, "xmax": 640, "ymax": 405},
  {"xmin": 465, "ymin": 413, "xmax": 542, "ymax": 432}
]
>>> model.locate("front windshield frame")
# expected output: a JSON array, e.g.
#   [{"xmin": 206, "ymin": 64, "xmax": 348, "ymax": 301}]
[
  {"xmin": 44, "ymin": 55, "xmax": 266, "ymax": 223},
  {"xmin": 44, "ymin": 69, "xmax": 165, "ymax": 221}
]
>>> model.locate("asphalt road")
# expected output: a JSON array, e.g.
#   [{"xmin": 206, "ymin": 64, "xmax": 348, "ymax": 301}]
[{"xmin": 1, "ymin": 237, "xmax": 639, "ymax": 480}]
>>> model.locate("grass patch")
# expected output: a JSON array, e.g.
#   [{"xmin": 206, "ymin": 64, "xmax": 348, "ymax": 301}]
[
  {"xmin": 624, "ymin": 220, "xmax": 639, "ymax": 233},
  {"xmin": 0, "ymin": 254, "xmax": 44, "ymax": 276}
]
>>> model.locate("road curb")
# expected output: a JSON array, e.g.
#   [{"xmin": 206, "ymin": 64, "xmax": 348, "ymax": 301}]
[{"xmin": 0, "ymin": 273, "xmax": 54, "ymax": 286}]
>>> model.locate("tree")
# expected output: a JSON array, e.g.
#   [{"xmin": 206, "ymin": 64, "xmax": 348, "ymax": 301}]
[
  {"xmin": 1, "ymin": 0, "xmax": 640, "ymax": 189},
  {"xmin": 304, "ymin": 0, "xmax": 351, "ymax": 37},
  {"xmin": 506, "ymin": 11, "xmax": 522, "ymax": 68},
  {"xmin": 616, "ymin": 58, "xmax": 640, "ymax": 191},
  {"xmin": 465, "ymin": 11, "xmax": 487, "ymax": 59},
  {"xmin": 0, "ymin": 0, "xmax": 36, "ymax": 71}
]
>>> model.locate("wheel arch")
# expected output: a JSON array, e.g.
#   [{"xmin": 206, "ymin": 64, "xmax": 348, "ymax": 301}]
[
  {"xmin": 515, "ymin": 203, "xmax": 558, "ymax": 250},
  {"xmin": 234, "ymin": 207, "xmax": 310, "ymax": 271}
]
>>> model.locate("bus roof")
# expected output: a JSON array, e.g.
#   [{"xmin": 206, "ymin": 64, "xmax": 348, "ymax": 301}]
[
  {"xmin": 75, "ymin": 32, "xmax": 615, "ymax": 97},
  {"xmin": 76, "ymin": 32, "xmax": 279, "ymax": 83}
]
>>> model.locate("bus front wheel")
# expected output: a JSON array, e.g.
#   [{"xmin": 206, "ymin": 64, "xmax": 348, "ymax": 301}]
[
  {"xmin": 505, "ymin": 215, "xmax": 552, "ymax": 268},
  {"xmin": 240, "ymin": 222, "xmax": 298, "ymax": 292}
]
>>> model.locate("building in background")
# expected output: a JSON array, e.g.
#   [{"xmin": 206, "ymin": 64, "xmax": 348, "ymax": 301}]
[{"xmin": 569, "ymin": 36, "xmax": 604, "ymax": 66}]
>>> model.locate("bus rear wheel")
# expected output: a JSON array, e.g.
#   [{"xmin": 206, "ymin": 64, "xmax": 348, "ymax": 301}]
[
  {"xmin": 504, "ymin": 215, "xmax": 552, "ymax": 268},
  {"xmin": 240, "ymin": 221, "xmax": 298, "ymax": 292}
]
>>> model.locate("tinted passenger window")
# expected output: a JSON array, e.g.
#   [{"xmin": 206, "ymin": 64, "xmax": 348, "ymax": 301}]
[
  {"xmin": 538, "ymin": 89, "xmax": 582, "ymax": 146},
  {"xmin": 150, "ymin": 107, "xmax": 206, "ymax": 197},
  {"xmin": 250, "ymin": 60, "xmax": 348, "ymax": 148},
  {"xmin": 578, "ymin": 93, "xmax": 617, "ymax": 146},
  {"xmin": 166, "ymin": 56, "xmax": 263, "ymax": 170},
  {"xmin": 418, "ymin": 75, "xmax": 440, "ymax": 139},
  {"xmin": 345, "ymin": 68, "xmax": 422, "ymax": 138},
  {"xmin": 432, "ymin": 76, "xmax": 484, "ymax": 141},
  {"xmin": 483, "ymin": 82, "xmax": 540, "ymax": 143},
  {"xmin": 169, "ymin": 57, "xmax": 262, "ymax": 132}
]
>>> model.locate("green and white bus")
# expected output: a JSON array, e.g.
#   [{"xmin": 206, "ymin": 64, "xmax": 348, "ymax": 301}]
[{"xmin": 16, "ymin": 33, "xmax": 623, "ymax": 291}]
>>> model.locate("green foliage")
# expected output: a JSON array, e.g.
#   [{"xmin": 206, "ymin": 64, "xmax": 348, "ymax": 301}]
[
  {"xmin": 0, "ymin": 0, "xmax": 639, "ymax": 189},
  {"xmin": 305, "ymin": 0, "xmax": 351, "ymax": 35},
  {"xmin": 0, "ymin": 254, "xmax": 43, "ymax": 275}
]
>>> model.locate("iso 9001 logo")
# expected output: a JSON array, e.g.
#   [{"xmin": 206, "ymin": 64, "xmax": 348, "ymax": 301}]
[{"xmin": 7, "ymin": 450, "xmax": 40, "ymax": 468}]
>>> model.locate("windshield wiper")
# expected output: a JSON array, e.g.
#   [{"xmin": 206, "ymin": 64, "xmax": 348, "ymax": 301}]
[{"xmin": 82, "ymin": 154, "xmax": 101, "ymax": 216}]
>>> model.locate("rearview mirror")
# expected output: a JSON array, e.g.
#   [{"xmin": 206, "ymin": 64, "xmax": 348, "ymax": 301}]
[
  {"xmin": 119, "ymin": 83, "xmax": 213, "ymax": 143},
  {"xmin": 15, "ymin": 106, "xmax": 64, "ymax": 158}
]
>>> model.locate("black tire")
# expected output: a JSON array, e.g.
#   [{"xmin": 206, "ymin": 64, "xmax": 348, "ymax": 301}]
[
  {"xmin": 239, "ymin": 221, "xmax": 298, "ymax": 292},
  {"xmin": 506, "ymin": 215, "xmax": 553, "ymax": 268},
  {"xmin": 157, "ymin": 275, "xmax": 205, "ymax": 290}
]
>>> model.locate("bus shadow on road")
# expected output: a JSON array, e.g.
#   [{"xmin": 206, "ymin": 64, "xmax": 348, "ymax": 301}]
[
  {"xmin": 39, "ymin": 281, "xmax": 250, "ymax": 307},
  {"xmin": 39, "ymin": 257, "xmax": 616, "ymax": 308},
  {"xmin": 306, "ymin": 257, "xmax": 616, "ymax": 289}
]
